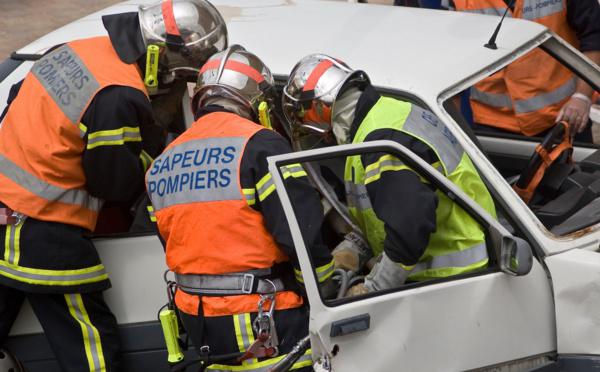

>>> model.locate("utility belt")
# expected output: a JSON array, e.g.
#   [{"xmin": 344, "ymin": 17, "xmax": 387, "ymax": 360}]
[
  {"xmin": 175, "ymin": 268, "xmax": 286, "ymax": 297},
  {"xmin": 162, "ymin": 266, "xmax": 293, "ymax": 368},
  {"xmin": 0, "ymin": 208, "xmax": 26, "ymax": 226}
]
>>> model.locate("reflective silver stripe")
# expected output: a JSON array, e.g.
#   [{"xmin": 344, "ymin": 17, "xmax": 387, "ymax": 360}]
[
  {"xmin": 206, "ymin": 351, "xmax": 313, "ymax": 372},
  {"xmin": 521, "ymin": 0, "xmax": 563, "ymax": 20},
  {"xmin": 364, "ymin": 157, "xmax": 405, "ymax": 181},
  {"xmin": 86, "ymin": 130, "xmax": 141, "ymax": 148},
  {"xmin": 256, "ymin": 176, "xmax": 275, "ymax": 201},
  {"xmin": 464, "ymin": 7, "xmax": 510, "ymax": 16},
  {"xmin": 65, "ymin": 294, "xmax": 105, "ymax": 371},
  {"xmin": 0, "ymin": 262, "xmax": 107, "ymax": 285},
  {"xmin": 514, "ymin": 78, "xmax": 576, "ymax": 114},
  {"xmin": 235, "ymin": 313, "xmax": 256, "ymax": 364},
  {"xmin": 0, "ymin": 153, "xmax": 102, "ymax": 211},
  {"xmin": 470, "ymin": 87, "xmax": 513, "ymax": 110},
  {"xmin": 31, "ymin": 44, "xmax": 100, "ymax": 124},
  {"xmin": 280, "ymin": 164, "xmax": 306, "ymax": 176},
  {"xmin": 402, "ymin": 106, "xmax": 463, "ymax": 173},
  {"xmin": 411, "ymin": 242, "xmax": 488, "ymax": 274},
  {"xmin": 243, "ymin": 189, "xmax": 256, "ymax": 201},
  {"xmin": 345, "ymin": 181, "xmax": 372, "ymax": 211},
  {"xmin": 316, "ymin": 260, "xmax": 335, "ymax": 282},
  {"xmin": 6, "ymin": 225, "xmax": 16, "ymax": 264},
  {"xmin": 147, "ymin": 137, "xmax": 244, "ymax": 211}
]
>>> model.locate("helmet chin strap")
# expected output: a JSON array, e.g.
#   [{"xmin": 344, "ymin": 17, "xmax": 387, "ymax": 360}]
[{"xmin": 331, "ymin": 87, "xmax": 362, "ymax": 145}]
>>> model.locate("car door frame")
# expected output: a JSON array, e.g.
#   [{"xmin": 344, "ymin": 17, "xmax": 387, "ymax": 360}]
[{"xmin": 268, "ymin": 140, "xmax": 557, "ymax": 371}]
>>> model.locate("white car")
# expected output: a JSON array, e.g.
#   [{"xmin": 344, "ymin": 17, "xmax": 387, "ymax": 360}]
[{"xmin": 3, "ymin": 1, "xmax": 600, "ymax": 371}]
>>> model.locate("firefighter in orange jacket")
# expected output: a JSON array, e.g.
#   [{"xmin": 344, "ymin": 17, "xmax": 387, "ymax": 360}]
[
  {"xmin": 146, "ymin": 46, "xmax": 334, "ymax": 371},
  {"xmin": 448, "ymin": 0, "xmax": 600, "ymax": 141},
  {"xmin": 0, "ymin": 1, "xmax": 227, "ymax": 370}
]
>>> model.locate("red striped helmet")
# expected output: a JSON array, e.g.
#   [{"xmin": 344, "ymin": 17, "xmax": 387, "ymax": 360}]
[
  {"xmin": 192, "ymin": 45, "xmax": 275, "ymax": 119},
  {"xmin": 139, "ymin": 0, "xmax": 228, "ymax": 75},
  {"xmin": 282, "ymin": 54, "xmax": 369, "ymax": 136}
]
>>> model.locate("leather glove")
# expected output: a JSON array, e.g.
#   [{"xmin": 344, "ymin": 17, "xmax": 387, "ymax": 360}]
[
  {"xmin": 557, "ymin": 95, "xmax": 592, "ymax": 134},
  {"xmin": 346, "ymin": 283, "xmax": 369, "ymax": 297},
  {"xmin": 332, "ymin": 231, "xmax": 372, "ymax": 272},
  {"xmin": 364, "ymin": 253, "xmax": 413, "ymax": 292}
]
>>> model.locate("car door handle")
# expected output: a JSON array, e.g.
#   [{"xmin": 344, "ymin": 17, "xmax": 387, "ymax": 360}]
[{"xmin": 330, "ymin": 313, "xmax": 370, "ymax": 337}]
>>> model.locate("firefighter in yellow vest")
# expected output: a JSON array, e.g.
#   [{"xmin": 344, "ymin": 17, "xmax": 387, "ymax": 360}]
[
  {"xmin": 146, "ymin": 46, "xmax": 333, "ymax": 371},
  {"xmin": 282, "ymin": 55, "xmax": 496, "ymax": 295},
  {"xmin": 448, "ymin": 0, "xmax": 600, "ymax": 141},
  {"xmin": 0, "ymin": 1, "xmax": 227, "ymax": 370}
]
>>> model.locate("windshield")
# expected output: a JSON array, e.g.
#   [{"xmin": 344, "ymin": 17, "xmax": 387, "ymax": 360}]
[{"xmin": 441, "ymin": 36, "xmax": 600, "ymax": 237}]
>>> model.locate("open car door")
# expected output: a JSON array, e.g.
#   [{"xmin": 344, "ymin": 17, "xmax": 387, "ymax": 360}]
[{"xmin": 268, "ymin": 140, "xmax": 556, "ymax": 371}]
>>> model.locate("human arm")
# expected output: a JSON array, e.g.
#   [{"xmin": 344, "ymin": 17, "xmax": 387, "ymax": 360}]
[
  {"xmin": 82, "ymin": 86, "xmax": 157, "ymax": 202},
  {"xmin": 556, "ymin": 0, "xmax": 600, "ymax": 133},
  {"xmin": 360, "ymin": 129, "xmax": 439, "ymax": 280},
  {"xmin": 240, "ymin": 130, "xmax": 334, "ymax": 285}
]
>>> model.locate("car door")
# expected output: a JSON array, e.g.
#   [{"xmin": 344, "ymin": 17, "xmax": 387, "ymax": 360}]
[{"xmin": 268, "ymin": 140, "xmax": 556, "ymax": 372}]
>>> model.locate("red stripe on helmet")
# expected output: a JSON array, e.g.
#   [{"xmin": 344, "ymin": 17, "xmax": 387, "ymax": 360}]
[
  {"xmin": 162, "ymin": 0, "xmax": 181, "ymax": 36},
  {"xmin": 303, "ymin": 60, "xmax": 334, "ymax": 92},
  {"xmin": 200, "ymin": 59, "xmax": 265, "ymax": 83}
]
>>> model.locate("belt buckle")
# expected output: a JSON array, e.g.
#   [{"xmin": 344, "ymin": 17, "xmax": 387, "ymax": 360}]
[{"xmin": 241, "ymin": 273, "xmax": 255, "ymax": 294}]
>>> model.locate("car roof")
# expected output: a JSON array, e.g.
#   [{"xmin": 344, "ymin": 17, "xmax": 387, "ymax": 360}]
[{"xmin": 16, "ymin": 0, "xmax": 548, "ymax": 100}]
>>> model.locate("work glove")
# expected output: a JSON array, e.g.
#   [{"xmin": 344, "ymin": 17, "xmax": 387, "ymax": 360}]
[
  {"xmin": 346, "ymin": 283, "xmax": 369, "ymax": 297},
  {"xmin": 363, "ymin": 253, "xmax": 413, "ymax": 292},
  {"xmin": 557, "ymin": 94, "xmax": 592, "ymax": 135},
  {"xmin": 332, "ymin": 231, "xmax": 372, "ymax": 272}
]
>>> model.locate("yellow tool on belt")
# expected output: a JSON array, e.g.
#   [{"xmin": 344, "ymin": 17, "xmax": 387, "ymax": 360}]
[
  {"xmin": 144, "ymin": 45, "xmax": 160, "ymax": 95},
  {"xmin": 258, "ymin": 101, "xmax": 273, "ymax": 130},
  {"xmin": 159, "ymin": 308, "xmax": 184, "ymax": 363}
]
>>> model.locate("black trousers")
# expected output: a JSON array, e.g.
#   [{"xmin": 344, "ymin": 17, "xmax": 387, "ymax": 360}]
[
  {"xmin": 180, "ymin": 304, "xmax": 313, "ymax": 371},
  {"xmin": 0, "ymin": 285, "xmax": 121, "ymax": 371}
]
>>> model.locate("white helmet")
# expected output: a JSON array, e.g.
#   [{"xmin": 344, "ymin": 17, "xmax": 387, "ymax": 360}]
[
  {"xmin": 138, "ymin": 0, "xmax": 228, "ymax": 75},
  {"xmin": 192, "ymin": 45, "xmax": 275, "ymax": 121},
  {"xmin": 282, "ymin": 54, "xmax": 369, "ymax": 137}
]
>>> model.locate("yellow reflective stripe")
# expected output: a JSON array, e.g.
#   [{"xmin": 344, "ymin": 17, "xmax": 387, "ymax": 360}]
[
  {"xmin": 242, "ymin": 188, "xmax": 256, "ymax": 206},
  {"xmin": 315, "ymin": 260, "xmax": 334, "ymax": 283},
  {"xmin": 0, "ymin": 261, "xmax": 108, "ymax": 286},
  {"xmin": 256, "ymin": 164, "xmax": 307, "ymax": 203},
  {"xmin": 140, "ymin": 150, "xmax": 153, "ymax": 173},
  {"xmin": 4, "ymin": 222, "xmax": 23, "ymax": 265},
  {"xmin": 256, "ymin": 173, "xmax": 276, "ymax": 202},
  {"xmin": 79, "ymin": 123, "xmax": 88, "ymax": 137},
  {"xmin": 233, "ymin": 314, "xmax": 245, "ymax": 352},
  {"xmin": 280, "ymin": 163, "xmax": 308, "ymax": 179},
  {"xmin": 13, "ymin": 223, "xmax": 22, "ymax": 265},
  {"xmin": 3, "ymin": 225, "xmax": 10, "ymax": 262},
  {"xmin": 146, "ymin": 205, "xmax": 157, "ymax": 222},
  {"xmin": 399, "ymin": 262, "xmax": 415, "ymax": 271},
  {"xmin": 294, "ymin": 268, "xmax": 304, "ymax": 284},
  {"xmin": 65, "ymin": 294, "xmax": 107, "ymax": 372},
  {"xmin": 207, "ymin": 349, "xmax": 312, "ymax": 371},
  {"xmin": 364, "ymin": 155, "xmax": 436, "ymax": 185},
  {"xmin": 86, "ymin": 126, "xmax": 142, "ymax": 150}
]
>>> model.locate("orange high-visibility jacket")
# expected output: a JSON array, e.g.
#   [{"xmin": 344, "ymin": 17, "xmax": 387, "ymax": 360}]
[
  {"xmin": 146, "ymin": 112, "xmax": 304, "ymax": 316},
  {"xmin": 0, "ymin": 36, "xmax": 147, "ymax": 230},
  {"xmin": 454, "ymin": 0, "xmax": 578, "ymax": 136}
]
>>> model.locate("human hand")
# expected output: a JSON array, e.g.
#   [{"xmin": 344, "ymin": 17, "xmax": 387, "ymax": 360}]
[
  {"xmin": 332, "ymin": 232, "xmax": 372, "ymax": 272},
  {"xmin": 556, "ymin": 94, "xmax": 592, "ymax": 134},
  {"xmin": 346, "ymin": 283, "xmax": 369, "ymax": 297}
]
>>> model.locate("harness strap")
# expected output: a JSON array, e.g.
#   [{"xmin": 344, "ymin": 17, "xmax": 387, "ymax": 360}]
[{"xmin": 175, "ymin": 271, "xmax": 285, "ymax": 296}]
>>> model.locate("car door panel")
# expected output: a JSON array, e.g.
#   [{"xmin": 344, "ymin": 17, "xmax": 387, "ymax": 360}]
[{"xmin": 310, "ymin": 262, "xmax": 555, "ymax": 371}]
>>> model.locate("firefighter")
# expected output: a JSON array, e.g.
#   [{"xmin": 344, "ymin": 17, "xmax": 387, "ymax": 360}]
[
  {"xmin": 146, "ymin": 46, "xmax": 334, "ymax": 371},
  {"xmin": 0, "ymin": 1, "xmax": 227, "ymax": 370},
  {"xmin": 448, "ymin": 0, "xmax": 600, "ymax": 141},
  {"xmin": 282, "ymin": 55, "xmax": 497, "ymax": 295}
]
